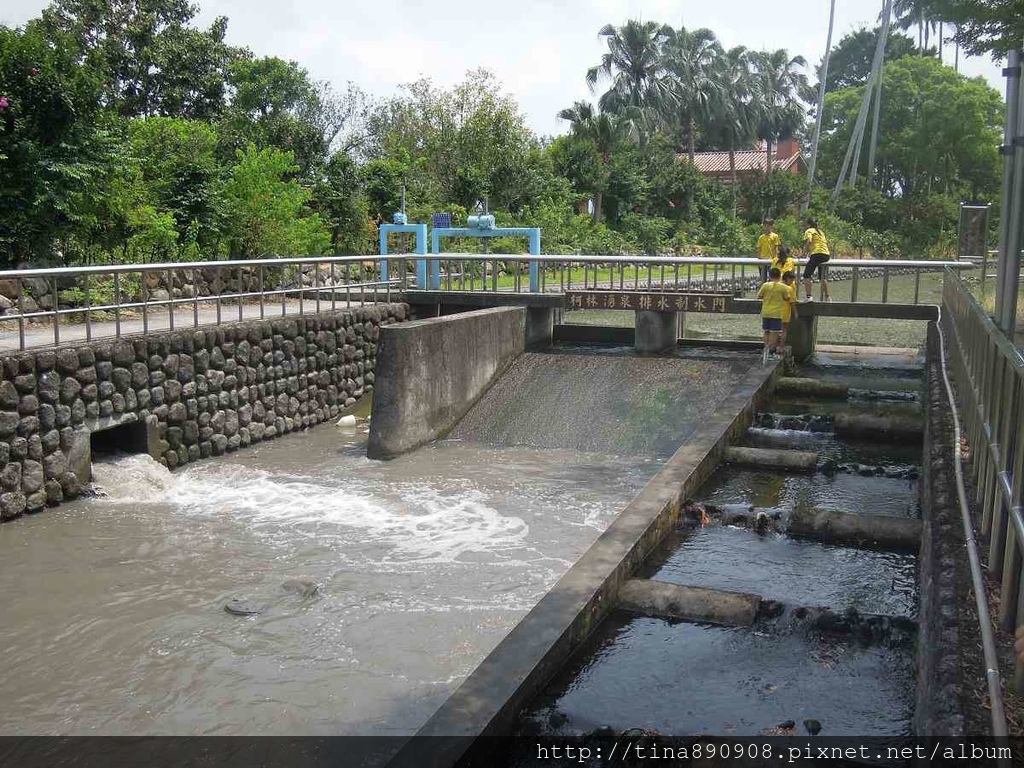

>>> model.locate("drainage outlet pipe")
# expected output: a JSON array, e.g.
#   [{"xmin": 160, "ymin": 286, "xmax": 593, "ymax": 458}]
[
  {"xmin": 833, "ymin": 412, "xmax": 924, "ymax": 441},
  {"xmin": 789, "ymin": 506, "xmax": 922, "ymax": 551},
  {"xmin": 776, "ymin": 377, "xmax": 850, "ymax": 399},
  {"xmin": 617, "ymin": 579, "xmax": 760, "ymax": 628},
  {"xmin": 724, "ymin": 446, "xmax": 819, "ymax": 471}
]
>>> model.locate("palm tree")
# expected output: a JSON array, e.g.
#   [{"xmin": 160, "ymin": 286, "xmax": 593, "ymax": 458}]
[
  {"xmin": 662, "ymin": 26, "xmax": 723, "ymax": 162},
  {"xmin": 892, "ymin": 0, "xmax": 937, "ymax": 54},
  {"xmin": 751, "ymin": 49, "xmax": 809, "ymax": 173},
  {"xmin": 586, "ymin": 20, "xmax": 672, "ymax": 138},
  {"xmin": 706, "ymin": 46, "xmax": 758, "ymax": 212},
  {"xmin": 557, "ymin": 101, "xmax": 631, "ymax": 223}
]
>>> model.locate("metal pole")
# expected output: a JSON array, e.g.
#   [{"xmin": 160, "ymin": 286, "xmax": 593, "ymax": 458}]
[
  {"xmin": 806, "ymin": 0, "xmax": 837, "ymax": 210},
  {"xmin": 999, "ymin": 48, "xmax": 1024, "ymax": 335},
  {"xmin": 866, "ymin": 3, "xmax": 892, "ymax": 188},
  {"xmin": 833, "ymin": 0, "xmax": 891, "ymax": 198},
  {"xmin": 996, "ymin": 49, "xmax": 1021, "ymax": 332}
]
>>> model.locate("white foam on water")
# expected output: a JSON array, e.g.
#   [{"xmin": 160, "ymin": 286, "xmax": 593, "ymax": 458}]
[
  {"xmin": 90, "ymin": 453, "xmax": 178, "ymax": 502},
  {"xmin": 90, "ymin": 455, "xmax": 528, "ymax": 564}
]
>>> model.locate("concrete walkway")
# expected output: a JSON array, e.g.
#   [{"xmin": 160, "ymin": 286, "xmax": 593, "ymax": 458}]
[{"xmin": 0, "ymin": 298, "xmax": 383, "ymax": 352}]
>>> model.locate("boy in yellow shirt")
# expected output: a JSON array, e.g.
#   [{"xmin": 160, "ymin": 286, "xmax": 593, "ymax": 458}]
[
  {"xmin": 757, "ymin": 266, "xmax": 794, "ymax": 363},
  {"xmin": 780, "ymin": 270, "xmax": 799, "ymax": 350},
  {"xmin": 756, "ymin": 219, "xmax": 780, "ymax": 282}
]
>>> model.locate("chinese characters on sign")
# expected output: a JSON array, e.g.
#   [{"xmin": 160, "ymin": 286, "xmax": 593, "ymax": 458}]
[{"xmin": 565, "ymin": 292, "xmax": 732, "ymax": 313}]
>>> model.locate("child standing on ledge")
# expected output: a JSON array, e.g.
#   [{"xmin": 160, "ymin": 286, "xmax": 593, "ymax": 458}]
[
  {"xmin": 757, "ymin": 266, "xmax": 789, "ymax": 364},
  {"xmin": 780, "ymin": 270, "xmax": 799, "ymax": 352},
  {"xmin": 802, "ymin": 217, "xmax": 831, "ymax": 301},
  {"xmin": 756, "ymin": 219, "xmax": 780, "ymax": 283}
]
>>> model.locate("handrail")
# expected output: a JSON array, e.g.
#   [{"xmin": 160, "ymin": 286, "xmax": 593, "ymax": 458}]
[
  {"xmin": 935, "ymin": 303, "xmax": 1010, "ymax": 747},
  {"xmin": 941, "ymin": 268, "xmax": 1024, "ymax": 736},
  {"xmin": 0, "ymin": 254, "xmax": 975, "ymax": 279}
]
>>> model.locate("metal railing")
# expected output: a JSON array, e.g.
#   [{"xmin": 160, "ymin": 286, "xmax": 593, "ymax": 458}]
[
  {"xmin": 941, "ymin": 269, "xmax": 1024, "ymax": 694},
  {"xmin": 0, "ymin": 256, "xmax": 403, "ymax": 351},
  {"xmin": 419, "ymin": 253, "xmax": 972, "ymax": 302},
  {"xmin": 0, "ymin": 254, "xmax": 974, "ymax": 351}
]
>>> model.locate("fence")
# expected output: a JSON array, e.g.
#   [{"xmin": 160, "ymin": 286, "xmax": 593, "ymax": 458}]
[
  {"xmin": 0, "ymin": 254, "xmax": 973, "ymax": 351},
  {"xmin": 941, "ymin": 269, "xmax": 1024, "ymax": 692}
]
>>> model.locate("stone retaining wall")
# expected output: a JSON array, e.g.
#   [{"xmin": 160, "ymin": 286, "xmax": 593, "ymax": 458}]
[{"xmin": 0, "ymin": 302, "xmax": 408, "ymax": 521}]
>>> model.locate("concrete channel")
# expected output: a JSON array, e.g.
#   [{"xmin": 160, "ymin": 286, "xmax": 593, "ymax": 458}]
[{"xmin": 390, "ymin": 330, "xmax": 958, "ymax": 767}]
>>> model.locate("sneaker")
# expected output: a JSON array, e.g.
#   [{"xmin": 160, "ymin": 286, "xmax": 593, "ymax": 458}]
[{"xmin": 803, "ymin": 295, "xmax": 814, "ymax": 302}]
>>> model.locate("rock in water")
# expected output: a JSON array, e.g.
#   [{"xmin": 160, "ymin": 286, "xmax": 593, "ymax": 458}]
[
  {"xmin": 281, "ymin": 578, "xmax": 318, "ymax": 598},
  {"xmin": 224, "ymin": 597, "xmax": 264, "ymax": 616},
  {"xmin": 804, "ymin": 718, "xmax": 822, "ymax": 735}
]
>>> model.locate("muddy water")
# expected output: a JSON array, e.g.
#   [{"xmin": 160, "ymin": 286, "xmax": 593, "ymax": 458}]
[{"xmin": 0, "ymin": 427, "xmax": 660, "ymax": 736}]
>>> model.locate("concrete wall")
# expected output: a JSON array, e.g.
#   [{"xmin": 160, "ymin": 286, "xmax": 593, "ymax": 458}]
[
  {"xmin": 0, "ymin": 303, "xmax": 407, "ymax": 521},
  {"xmin": 914, "ymin": 322, "xmax": 967, "ymax": 735},
  {"xmin": 368, "ymin": 306, "xmax": 525, "ymax": 459},
  {"xmin": 389, "ymin": 356, "xmax": 783, "ymax": 768}
]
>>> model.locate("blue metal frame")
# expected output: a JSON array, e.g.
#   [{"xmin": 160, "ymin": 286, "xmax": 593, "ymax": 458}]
[
  {"xmin": 430, "ymin": 227, "xmax": 542, "ymax": 291},
  {"xmin": 379, "ymin": 223, "xmax": 428, "ymax": 286}
]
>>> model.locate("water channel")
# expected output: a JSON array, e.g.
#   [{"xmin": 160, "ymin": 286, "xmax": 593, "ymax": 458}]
[{"xmin": 0, "ymin": 344, "xmax": 755, "ymax": 737}]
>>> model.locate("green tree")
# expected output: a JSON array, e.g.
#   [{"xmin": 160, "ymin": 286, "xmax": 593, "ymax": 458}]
[
  {"xmin": 814, "ymin": 26, "xmax": 922, "ymax": 93},
  {"xmin": 920, "ymin": 0, "xmax": 1024, "ymax": 58},
  {"xmin": 0, "ymin": 21, "xmax": 114, "ymax": 265},
  {"xmin": 751, "ymin": 49, "xmax": 808, "ymax": 173},
  {"xmin": 364, "ymin": 69, "xmax": 545, "ymax": 213},
  {"xmin": 39, "ymin": 0, "xmax": 240, "ymax": 118},
  {"xmin": 662, "ymin": 26, "xmax": 723, "ymax": 161},
  {"xmin": 311, "ymin": 151, "xmax": 370, "ymax": 254},
  {"xmin": 585, "ymin": 20, "xmax": 672, "ymax": 137},
  {"xmin": 556, "ymin": 101, "xmax": 633, "ymax": 222},
  {"xmin": 218, "ymin": 55, "xmax": 327, "ymax": 176},
  {"xmin": 222, "ymin": 144, "xmax": 330, "ymax": 258},
  {"xmin": 818, "ymin": 56, "xmax": 1001, "ymax": 202},
  {"xmin": 706, "ymin": 46, "xmax": 759, "ymax": 208},
  {"xmin": 128, "ymin": 117, "xmax": 223, "ymax": 247}
]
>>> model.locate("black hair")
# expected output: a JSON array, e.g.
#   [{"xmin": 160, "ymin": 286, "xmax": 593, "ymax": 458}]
[
  {"xmin": 782, "ymin": 270, "xmax": 796, "ymax": 281},
  {"xmin": 769, "ymin": 267, "xmax": 782, "ymax": 278},
  {"xmin": 779, "ymin": 245, "xmax": 791, "ymax": 257},
  {"xmin": 805, "ymin": 217, "xmax": 818, "ymax": 228},
  {"xmin": 764, "ymin": 218, "xmax": 775, "ymax": 225}
]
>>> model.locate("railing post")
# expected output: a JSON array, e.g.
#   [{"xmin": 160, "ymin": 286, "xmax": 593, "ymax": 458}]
[
  {"xmin": 996, "ymin": 49, "xmax": 1023, "ymax": 334},
  {"xmin": 528, "ymin": 229, "xmax": 541, "ymax": 292}
]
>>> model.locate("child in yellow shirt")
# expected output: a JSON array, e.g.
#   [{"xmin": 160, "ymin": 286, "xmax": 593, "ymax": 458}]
[
  {"xmin": 756, "ymin": 219, "xmax": 780, "ymax": 282},
  {"xmin": 780, "ymin": 270, "xmax": 799, "ymax": 351},
  {"xmin": 772, "ymin": 245, "xmax": 796, "ymax": 278},
  {"xmin": 757, "ymin": 266, "xmax": 794, "ymax": 363}
]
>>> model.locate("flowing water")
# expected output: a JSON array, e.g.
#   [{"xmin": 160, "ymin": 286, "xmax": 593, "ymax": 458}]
[
  {"xmin": 510, "ymin": 349, "xmax": 924, "ymax": 750},
  {"xmin": 0, "ymin": 343, "xmax": 757, "ymax": 737}
]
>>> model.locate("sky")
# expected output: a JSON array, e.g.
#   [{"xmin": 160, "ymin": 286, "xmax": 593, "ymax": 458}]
[{"xmin": 2, "ymin": 0, "xmax": 1007, "ymax": 137}]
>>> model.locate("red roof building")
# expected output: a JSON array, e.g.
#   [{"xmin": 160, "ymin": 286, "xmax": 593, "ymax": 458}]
[{"xmin": 682, "ymin": 138, "xmax": 805, "ymax": 182}]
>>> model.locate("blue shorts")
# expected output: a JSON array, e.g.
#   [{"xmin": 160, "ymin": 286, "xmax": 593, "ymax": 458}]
[{"xmin": 762, "ymin": 317, "xmax": 783, "ymax": 332}]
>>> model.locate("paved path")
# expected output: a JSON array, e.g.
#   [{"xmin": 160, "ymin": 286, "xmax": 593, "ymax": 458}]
[{"xmin": 0, "ymin": 298, "xmax": 384, "ymax": 352}]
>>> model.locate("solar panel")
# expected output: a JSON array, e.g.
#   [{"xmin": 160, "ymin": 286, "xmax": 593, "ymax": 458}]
[{"xmin": 432, "ymin": 213, "xmax": 452, "ymax": 228}]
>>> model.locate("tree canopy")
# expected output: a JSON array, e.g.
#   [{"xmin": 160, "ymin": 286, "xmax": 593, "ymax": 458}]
[{"xmin": 0, "ymin": 1, "xmax": 1008, "ymax": 267}]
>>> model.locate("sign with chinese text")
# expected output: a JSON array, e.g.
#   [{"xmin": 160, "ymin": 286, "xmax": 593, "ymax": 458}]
[{"xmin": 565, "ymin": 291, "xmax": 732, "ymax": 313}]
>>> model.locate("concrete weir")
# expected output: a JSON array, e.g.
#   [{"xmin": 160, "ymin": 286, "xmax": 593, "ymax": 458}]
[
  {"xmin": 789, "ymin": 506, "xmax": 923, "ymax": 551},
  {"xmin": 775, "ymin": 376, "xmax": 849, "ymax": 399},
  {"xmin": 368, "ymin": 306, "xmax": 525, "ymax": 459},
  {"xmin": 834, "ymin": 411, "xmax": 924, "ymax": 442},
  {"xmin": 388, "ymin": 355, "xmax": 782, "ymax": 768},
  {"xmin": 617, "ymin": 578, "xmax": 760, "ymax": 627},
  {"xmin": 723, "ymin": 445, "xmax": 819, "ymax": 471}
]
